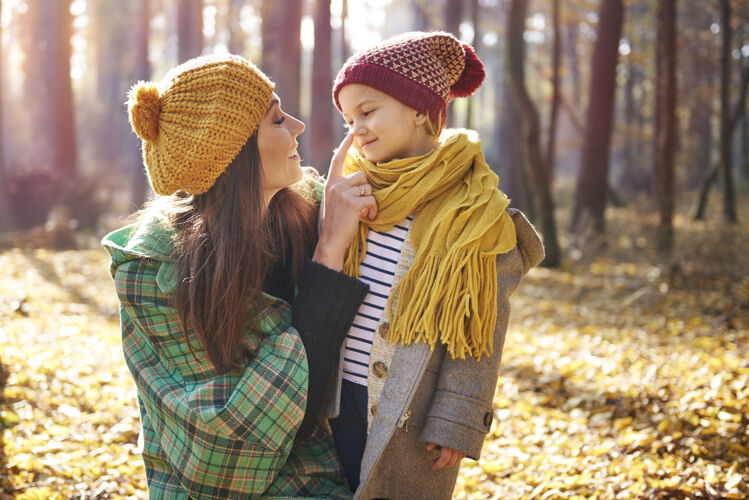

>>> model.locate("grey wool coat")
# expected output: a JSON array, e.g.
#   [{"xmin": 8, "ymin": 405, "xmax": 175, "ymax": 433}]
[{"xmin": 323, "ymin": 209, "xmax": 545, "ymax": 500}]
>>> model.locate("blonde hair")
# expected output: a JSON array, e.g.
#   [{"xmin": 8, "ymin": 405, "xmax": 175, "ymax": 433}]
[{"xmin": 423, "ymin": 111, "xmax": 444, "ymax": 137}]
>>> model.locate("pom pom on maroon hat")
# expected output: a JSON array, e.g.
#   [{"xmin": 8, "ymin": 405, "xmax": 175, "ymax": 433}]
[
  {"xmin": 450, "ymin": 42, "xmax": 485, "ymax": 98},
  {"xmin": 332, "ymin": 31, "xmax": 486, "ymax": 127}
]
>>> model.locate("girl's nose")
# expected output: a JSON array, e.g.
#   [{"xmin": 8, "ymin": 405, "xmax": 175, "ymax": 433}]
[{"xmin": 352, "ymin": 121, "xmax": 366, "ymax": 135}]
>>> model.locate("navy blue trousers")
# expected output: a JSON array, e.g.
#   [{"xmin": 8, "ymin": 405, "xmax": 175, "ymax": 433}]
[{"xmin": 329, "ymin": 379, "xmax": 368, "ymax": 492}]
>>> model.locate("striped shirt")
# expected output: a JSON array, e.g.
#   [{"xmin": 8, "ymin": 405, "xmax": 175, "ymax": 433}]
[{"xmin": 342, "ymin": 216, "xmax": 413, "ymax": 386}]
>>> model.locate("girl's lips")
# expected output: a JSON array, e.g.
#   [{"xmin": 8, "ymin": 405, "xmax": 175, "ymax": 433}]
[{"xmin": 361, "ymin": 139, "xmax": 377, "ymax": 148}]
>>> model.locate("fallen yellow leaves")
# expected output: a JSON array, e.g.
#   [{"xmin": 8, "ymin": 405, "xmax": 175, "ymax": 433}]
[
  {"xmin": 455, "ymin": 205, "xmax": 749, "ymax": 499},
  {"xmin": 1, "ymin": 203, "xmax": 748, "ymax": 498},
  {"xmin": 1, "ymin": 249, "xmax": 146, "ymax": 499}
]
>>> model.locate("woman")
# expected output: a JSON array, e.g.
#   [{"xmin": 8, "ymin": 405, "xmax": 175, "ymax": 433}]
[{"xmin": 102, "ymin": 54, "xmax": 376, "ymax": 498}]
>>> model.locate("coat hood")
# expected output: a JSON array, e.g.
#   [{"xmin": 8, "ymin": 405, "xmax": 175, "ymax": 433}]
[{"xmin": 101, "ymin": 214, "xmax": 180, "ymax": 293}]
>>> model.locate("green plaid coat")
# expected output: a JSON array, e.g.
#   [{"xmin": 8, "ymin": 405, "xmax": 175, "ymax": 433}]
[{"xmin": 102, "ymin": 212, "xmax": 350, "ymax": 499}]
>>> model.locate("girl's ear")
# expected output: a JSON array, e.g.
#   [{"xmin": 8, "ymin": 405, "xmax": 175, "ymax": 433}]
[{"xmin": 414, "ymin": 111, "xmax": 428, "ymax": 128}]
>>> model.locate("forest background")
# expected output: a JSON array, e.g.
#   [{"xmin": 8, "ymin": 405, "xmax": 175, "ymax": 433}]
[{"xmin": 0, "ymin": 0, "xmax": 747, "ymax": 498}]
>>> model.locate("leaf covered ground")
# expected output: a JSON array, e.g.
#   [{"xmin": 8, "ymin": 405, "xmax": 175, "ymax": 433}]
[{"xmin": 0, "ymin": 204, "xmax": 747, "ymax": 499}]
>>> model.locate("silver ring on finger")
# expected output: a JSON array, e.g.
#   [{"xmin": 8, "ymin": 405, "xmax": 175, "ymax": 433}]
[{"xmin": 359, "ymin": 185, "xmax": 366, "ymax": 197}]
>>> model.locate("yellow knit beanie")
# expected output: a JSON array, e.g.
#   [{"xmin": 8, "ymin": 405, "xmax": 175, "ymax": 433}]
[{"xmin": 127, "ymin": 54, "xmax": 274, "ymax": 195}]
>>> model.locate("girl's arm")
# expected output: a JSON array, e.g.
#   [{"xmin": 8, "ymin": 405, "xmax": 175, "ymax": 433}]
[
  {"xmin": 419, "ymin": 247, "xmax": 524, "ymax": 459},
  {"xmin": 420, "ymin": 211, "xmax": 543, "ymax": 459}
]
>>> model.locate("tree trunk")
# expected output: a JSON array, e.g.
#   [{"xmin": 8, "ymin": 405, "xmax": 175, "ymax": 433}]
[
  {"xmin": 719, "ymin": 0, "xmax": 736, "ymax": 222},
  {"xmin": 261, "ymin": 0, "xmax": 277, "ymax": 70},
  {"xmin": 41, "ymin": 0, "xmax": 77, "ymax": 180},
  {"xmin": 228, "ymin": 0, "xmax": 245, "ymax": 55},
  {"xmin": 310, "ymin": 0, "xmax": 334, "ymax": 174},
  {"xmin": 278, "ymin": 0, "xmax": 302, "ymax": 117},
  {"xmin": 570, "ymin": 0, "xmax": 623, "ymax": 235},
  {"xmin": 622, "ymin": 57, "xmax": 638, "ymax": 190},
  {"xmin": 135, "ymin": 0, "xmax": 151, "ymax": 84},
  {"xmin": 177, "ymin": 0, "xmax": 203, "ymax": 63},
  {"xmin": 741, "ymin": 28, "xmax": 749, "ymax": 182},
  {"xmin": 686, "ymin": 68, "xmax": 713, "ymax": 189},
  {"xmin": 507, "ymin": 0, "xmax": 561, "ymax": 267},
  {"xmin": 412, "ymin": 2, "xmax": 429, "ymax": 31},
  {"xmin": 340, "ymin": 0, "xmax": 349, "ymax": 62},
  {"xmin": 444, "ymin": 0, "xmax": 463, "ymax": 51},
  {"xmin": 497, "ymin": 76, "xmax": 534, "ymax": 220},
  {"xmin": 653, "ymin": 0, "xmax": 677, "ymax": 253},
  {"xmin": 132, "ymin": 0, "xmax": 151, "ymax": 208},
  {"xmin": 546, "ymin": 0, "xmax": 561, "ymax": 184},
  {"xmin": 694, "ymin": 164, "xmax": 718, "ymax": 220},
  {"xmin": 92, "ymin": 1, "xmax": 127, "ymax": 158},
  {"xmin": 261, "ymin": 0, "xmax": 302, "ymax": 117},
  {"xmin": 465, "ymin": 0, "xmax": 480, "ymax": 130},
  {"xmin": 695, "ymin": 42, "xmax": 749, "ymax": 220},
  {"xmin": 0, "ymin": 0, "xmax": 13, "ymax": 231},
  {"xmin": 24, "ymin": 4, "xmax": 49, "ymax": 166},
  {"xmin": 743, "ymin": 111, "xmax": 749, "ymax": 181},
  {"xmin": 444, "ymin": 0, "xmax": 464, "ymax": 128},
  {"xmin": 565, "ymin": 21, "xmax": 581, "ymax": 108}
]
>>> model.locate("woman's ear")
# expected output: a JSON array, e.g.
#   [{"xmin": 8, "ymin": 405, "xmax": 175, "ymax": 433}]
[{"xmin": 414, "ymin": 112, "xmax": 428, "ymax": 128}]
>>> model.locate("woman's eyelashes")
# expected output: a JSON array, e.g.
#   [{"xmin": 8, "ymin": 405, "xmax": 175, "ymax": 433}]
[{"xmin": 274, "ymin": 115, "xmax": 286, "ymax": 125}]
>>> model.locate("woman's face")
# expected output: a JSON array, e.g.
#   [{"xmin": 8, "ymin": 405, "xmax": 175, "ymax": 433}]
[
  {"xmin": 257, "ymin": 94, "xmax": 305, "ymax": 202},
  {"xmin": 338, "ymin": 84, "xmax": 431, "ymax": 163}
]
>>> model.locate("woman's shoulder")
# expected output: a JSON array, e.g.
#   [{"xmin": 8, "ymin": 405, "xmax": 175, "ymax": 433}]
[
  {"xmin": 103, "ymin": 212, "xmax": 176, "ymax": 261},
  {"xmin": 101, "ymin": 207, "xmax": 180, "ymax": 288}
]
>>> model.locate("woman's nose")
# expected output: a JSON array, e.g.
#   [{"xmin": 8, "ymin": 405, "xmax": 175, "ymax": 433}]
[{"xmin": 290, "ymin": 115, "xmax": 305, "ymax": 136}]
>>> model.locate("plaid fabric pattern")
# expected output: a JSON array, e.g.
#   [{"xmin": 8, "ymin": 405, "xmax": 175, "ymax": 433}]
[
  {"xmin": 102, "ymin": 218, "xmax": 350, "ymax": 499},
  {"xmin": 260, "ymin": 425, "xmax": 349, "ymax": 500}
]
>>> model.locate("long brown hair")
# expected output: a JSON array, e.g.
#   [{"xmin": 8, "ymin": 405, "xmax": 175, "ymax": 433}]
[{"xmin": 155, "ymin": 135, "xmax": 317, "ymax": 373}]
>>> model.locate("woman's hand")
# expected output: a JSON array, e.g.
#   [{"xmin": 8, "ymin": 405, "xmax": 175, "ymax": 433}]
[{"xmin": 313, "ymin": 133, "xmax": 377, "ymax": 271}]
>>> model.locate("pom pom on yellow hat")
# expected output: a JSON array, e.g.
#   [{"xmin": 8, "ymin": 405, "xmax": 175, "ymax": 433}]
[{"xmin": 127, "ymin": 54, "xmax": 274, "ymax": 196}]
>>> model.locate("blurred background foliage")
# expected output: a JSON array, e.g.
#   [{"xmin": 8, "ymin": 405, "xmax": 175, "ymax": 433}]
[
  {"xmin": 0, "ymin": 0, "xmax": 746, "ymax": 261},
  {"xmin": 0, "ymin": 0, "xmax": 748, "ymax": 498}
]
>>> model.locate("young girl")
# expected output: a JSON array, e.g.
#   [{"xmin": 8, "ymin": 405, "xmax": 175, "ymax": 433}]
[{"xmin": 325, "ymin": 32, "xmax": 545, "ymax": 499}]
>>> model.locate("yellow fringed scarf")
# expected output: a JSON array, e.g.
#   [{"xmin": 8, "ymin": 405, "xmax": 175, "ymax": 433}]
[{"xmin": 342, "ymin": 129, "xmax": 516, "ymax": 360}]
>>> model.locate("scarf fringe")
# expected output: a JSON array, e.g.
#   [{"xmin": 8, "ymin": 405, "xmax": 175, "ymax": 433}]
[
  {"xmin": 386, "ymin": 248, "xmax": 498, "ymax": 360},
  {"xmin": 343, "ymin": 129, "xmax": 516, "ymax": 360}
]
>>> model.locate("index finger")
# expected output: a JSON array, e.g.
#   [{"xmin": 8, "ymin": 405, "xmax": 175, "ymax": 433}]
[{"xmin": 328, "ymin": 132, "xmax": 354, "ymax": 181}]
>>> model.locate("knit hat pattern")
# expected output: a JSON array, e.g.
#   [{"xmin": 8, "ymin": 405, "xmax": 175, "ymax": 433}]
[
  {"xmin": 332, "ymin": 31, "xmax": 485, "ymax": 126},
  {"xmin": 128, "ymin": 54, "xmax": 274, "ymax": 195}
]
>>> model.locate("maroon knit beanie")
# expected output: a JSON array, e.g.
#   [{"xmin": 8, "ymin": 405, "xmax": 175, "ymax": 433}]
[{"xmin": 332, "ymin": 31, "xmax": 485, "ymax": 127}]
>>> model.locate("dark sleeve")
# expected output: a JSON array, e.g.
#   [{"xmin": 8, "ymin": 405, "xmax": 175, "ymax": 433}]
[{"xmin": 292, "ymin": 260, "xmax": 369, "ymax": 439}]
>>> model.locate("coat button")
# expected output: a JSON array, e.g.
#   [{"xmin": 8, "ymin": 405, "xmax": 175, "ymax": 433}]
[
  {"xmin": 372, "ymin": 361, "xmax": 388, "ymax": 378},
  {"xmin": 378, "ymin": 322, "xmax": 389, "ymax": 339},
  {"xmin": 483, "ymin": 411, "xmax": 492, "ymax": 427},
  {"xmin": 370, "ymin": 404, "xmax": 378, "ymax": 416}
]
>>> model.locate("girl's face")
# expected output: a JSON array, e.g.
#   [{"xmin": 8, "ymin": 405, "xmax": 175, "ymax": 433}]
[
  {"xmin": 257, "ymin": 94, "xmax": 306, "ymax": 203},
  {"xmin": 338, "ymin": 84, "xmax": 434, "ymax": 164}
]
